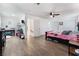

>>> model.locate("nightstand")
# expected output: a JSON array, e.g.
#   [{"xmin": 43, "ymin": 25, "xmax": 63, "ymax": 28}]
[{"xmin": 68, "ymin": 40, "xmax": 79, "ymax": 56}]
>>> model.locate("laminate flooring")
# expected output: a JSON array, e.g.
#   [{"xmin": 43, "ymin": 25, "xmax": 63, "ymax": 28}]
[{"xmin": 3, "ymin": 36, "xmax": 68, "ymax": 56}]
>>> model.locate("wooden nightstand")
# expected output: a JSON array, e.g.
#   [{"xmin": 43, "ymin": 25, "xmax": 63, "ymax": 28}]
[{"xmin": 68, "ymin": 40, "xmax": 79, "ymax": 56}]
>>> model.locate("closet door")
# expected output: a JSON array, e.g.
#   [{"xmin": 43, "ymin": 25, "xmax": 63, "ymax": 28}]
[{"xmin": 34, "ymin": 19, "xmax": 40, "ymax": 37}]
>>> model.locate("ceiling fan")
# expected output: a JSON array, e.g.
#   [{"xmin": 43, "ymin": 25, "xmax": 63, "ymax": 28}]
[
  {"xmin": 50, "ymin": 12, "xmax": 60, "ymax": 18},
  {"xmin": 36, "ymin": 3, "xmax": 40, "ymax": 5}
]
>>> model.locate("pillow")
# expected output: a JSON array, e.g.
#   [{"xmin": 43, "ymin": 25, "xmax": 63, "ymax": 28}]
[{"xmin": 62, "ymin": 31, "xmax": 72, "ymax": 35}]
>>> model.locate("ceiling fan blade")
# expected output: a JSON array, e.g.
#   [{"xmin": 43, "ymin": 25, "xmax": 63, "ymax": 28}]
[
  {"xmin": 50, "ymin": 12, "xmax": 60, "ymax": 18},
  {"xmin": 54, "ymin": 14, "xmax": 60, "ymax": 16},
  {"xmin": 52, "ymin": 14, "xmax": 60, "ymax": 17}
]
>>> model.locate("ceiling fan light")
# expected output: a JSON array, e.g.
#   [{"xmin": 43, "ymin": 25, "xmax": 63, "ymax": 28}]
[
  {"xmin": 50, "ymin": 12, "xmax": 53, "ymax": 15},
  {"xmin": 50, "ymin": 15, "xmax": 53, "ymax": 18}
]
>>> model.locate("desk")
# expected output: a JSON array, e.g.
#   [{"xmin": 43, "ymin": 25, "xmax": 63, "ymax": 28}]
[
  {"xmin": 0, "ymin": 29, "xmax": 15, "ymax": 37},
  {"xmin": 4, "ymin": 29, "xmax": 15, "ymax": 36},
  {"xmin": 68, "ymin": 40, "xmax": 79, "ymax": 56},
  {"xmin": 0, "ymin": 31, "xmax": 6, "ymax": 56}
]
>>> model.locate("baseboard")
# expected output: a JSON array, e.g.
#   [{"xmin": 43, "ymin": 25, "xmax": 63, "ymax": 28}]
[{"xmin": 33, "ymin": 35, "xmax": 44, "ymax": 38}]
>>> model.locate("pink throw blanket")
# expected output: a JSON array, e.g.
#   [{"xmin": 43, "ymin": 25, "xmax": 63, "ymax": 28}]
[{"xmin": 46, "ymin": 31, "xmax": 77, "ymax": 41}]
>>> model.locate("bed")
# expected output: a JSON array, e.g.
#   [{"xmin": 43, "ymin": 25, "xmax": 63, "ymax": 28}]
[{"xmin": 45, "ymin": 31, "xmax": 78, "ymax": 45}]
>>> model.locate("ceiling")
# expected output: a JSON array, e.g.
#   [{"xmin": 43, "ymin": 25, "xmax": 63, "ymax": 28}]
[{"xmin": 0, "ymin": 3, "xmax": 79, "ymax": 18}]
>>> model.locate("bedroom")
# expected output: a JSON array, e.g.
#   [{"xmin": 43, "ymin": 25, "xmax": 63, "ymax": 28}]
[{"xmin": 0, "ymin": 3, "xmax": 79, "ymax": 56}]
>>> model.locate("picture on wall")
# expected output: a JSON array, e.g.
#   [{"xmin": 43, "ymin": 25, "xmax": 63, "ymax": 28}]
[{"xmin": 59, "ymin": 22, "xmax": 63, "ymax": 25}]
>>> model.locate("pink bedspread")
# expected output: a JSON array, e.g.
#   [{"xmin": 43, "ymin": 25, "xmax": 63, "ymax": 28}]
[{"xmin": 46, "ymin": 31, "xmax": 77, "ymax": 41}]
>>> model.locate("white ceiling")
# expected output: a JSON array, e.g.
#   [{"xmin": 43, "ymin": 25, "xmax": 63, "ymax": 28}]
[{"xmin": 0, "ymin": 3, "xmax": 79, "ymax": 18}]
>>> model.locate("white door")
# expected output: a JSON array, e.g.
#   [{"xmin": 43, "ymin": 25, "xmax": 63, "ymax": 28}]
[{"xmin": 34, "ymin": 19, "xmax": 40, "ymax": 37}]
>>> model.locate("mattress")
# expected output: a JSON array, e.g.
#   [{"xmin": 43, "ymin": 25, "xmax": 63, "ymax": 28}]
[{"xmin": 46, "ymin": 31, "xmax": 77, "ymax": 41}]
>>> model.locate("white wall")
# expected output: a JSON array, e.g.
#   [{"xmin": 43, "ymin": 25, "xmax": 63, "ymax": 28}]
[
  {"xmin": 62, "ymin": 17, "xmax": 76, "ymax": 32},
  {"xmin": 1, "ymin": 16, "xmax": 19, "ymax": 29},
  {"xmin": 27, "ymin": 16, "xmax": 40, "ymax": 37},
  {"xmin": 25, "ymin": 15, "xmax": 27, "ymax": 39},
  {"xmin": 27, "ymin": 17, "xmax": 34, "ymax": 37},
  {"xmin": 1, "ymin": 15, "xmax": 26, "ymax": 29},
  {"xmin": 39, "ymin": 14, "xmax": 79, "ymax": 34},
  {"xmin": 40, "ymin": 19, "xmax": 53, "ymax": 35},
  {"xmin": 27, "ymin": 15, "xmax": 53, "ymax": 37},
  {"xmin": 50, "ymin": 15, "xmax": 78, "ymax": 33}
]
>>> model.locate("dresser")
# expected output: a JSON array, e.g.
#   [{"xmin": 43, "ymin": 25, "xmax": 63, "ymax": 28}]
[{"xmin": 68, "ymin": 40, "xmax": 79, "ymax": 56}]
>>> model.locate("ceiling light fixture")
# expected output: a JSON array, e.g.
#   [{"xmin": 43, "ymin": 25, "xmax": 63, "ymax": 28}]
[{"xmin": 36, "ymin": 3, "xmax": 40, "ymax": 5}]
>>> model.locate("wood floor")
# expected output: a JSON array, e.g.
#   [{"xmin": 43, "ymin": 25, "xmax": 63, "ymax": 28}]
[{"xmin": 3, "ymin": 36, "xmax": 68, "ymax": 56}]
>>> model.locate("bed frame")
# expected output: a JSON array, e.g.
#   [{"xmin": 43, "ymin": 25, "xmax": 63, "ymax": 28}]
[{"xmin": 45, "ymin": 32, "xmax": 69, "ymax": 45}]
